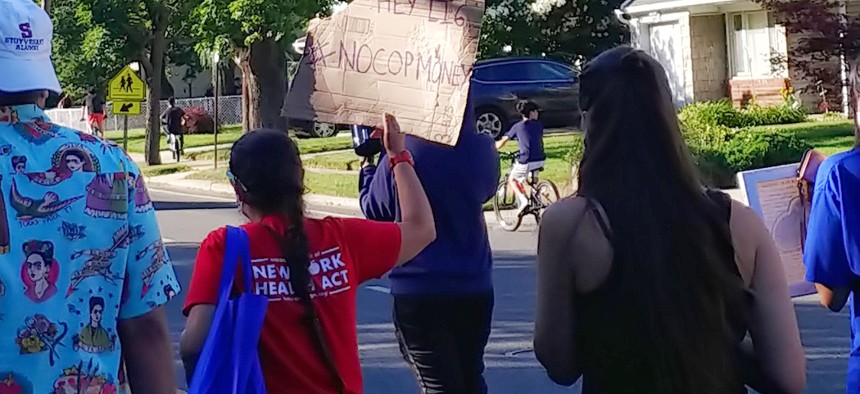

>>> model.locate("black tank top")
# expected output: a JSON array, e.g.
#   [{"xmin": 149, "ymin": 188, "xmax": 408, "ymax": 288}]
[{"xmin": 575, "ymin": 190, "xmax": 749, "ymax": 394}]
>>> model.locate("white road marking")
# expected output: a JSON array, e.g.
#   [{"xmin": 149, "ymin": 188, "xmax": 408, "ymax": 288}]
[{"xmin": 365, "ymin": 285, "xmax": 390, "ymax": 294}]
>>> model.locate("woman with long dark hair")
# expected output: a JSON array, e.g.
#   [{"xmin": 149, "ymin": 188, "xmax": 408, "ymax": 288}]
[
  {"xmin": 180, "ymin": 114, "xmax": 435, "ymax": 393},
  {"xmin": 533, "ymin": 46, "xmax": 805, "ymax": 393}
]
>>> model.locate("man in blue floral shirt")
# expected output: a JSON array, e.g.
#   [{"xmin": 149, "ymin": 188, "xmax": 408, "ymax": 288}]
[{"xmin": 0, "ymin": 0, "xmax": 180, "ymax": 392}]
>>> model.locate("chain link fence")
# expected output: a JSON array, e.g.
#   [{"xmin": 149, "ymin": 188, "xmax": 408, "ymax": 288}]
[{"xmin": 45, "ymin": 95, "xmax": 243, "ymax": 132}]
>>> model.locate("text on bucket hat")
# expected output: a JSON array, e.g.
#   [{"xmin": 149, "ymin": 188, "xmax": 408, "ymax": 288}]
[{"xmin": 0, "ymin": 0, "xmax": 61, "ymax": 93}]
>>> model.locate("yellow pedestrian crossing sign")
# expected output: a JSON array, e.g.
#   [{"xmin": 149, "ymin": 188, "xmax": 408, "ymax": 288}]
[
  {"xmin": 109, "ymin": 66, "xmax": 146, "ymax": 101},
  {"xmin": 112, "ymin": 101, "xmax": 141, "ymax": 115}
]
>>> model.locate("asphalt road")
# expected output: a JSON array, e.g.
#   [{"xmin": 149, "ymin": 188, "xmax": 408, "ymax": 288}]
[{"xmin": 150, "ymin": 189, "xmax": 851, "ymax": 393}]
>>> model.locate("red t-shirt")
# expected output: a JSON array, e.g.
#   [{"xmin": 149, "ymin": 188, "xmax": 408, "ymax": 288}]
[{"xmin": 183, "ymin": 215, "xmax": 402, "ymax": 394}]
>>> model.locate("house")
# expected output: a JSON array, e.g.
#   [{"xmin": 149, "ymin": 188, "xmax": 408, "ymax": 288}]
[{"xmin": 620, "ymin": 0, "xmax": 858, "ymax": 110}]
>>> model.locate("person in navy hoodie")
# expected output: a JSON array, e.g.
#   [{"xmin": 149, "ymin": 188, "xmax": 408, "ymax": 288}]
[
  {"xmin": 804, "ymin": 53, "xmax": 860, "ymax": 393},
  {"xmin": 359, "ymin": 101, "xmax": 500, "ymax": 394}
]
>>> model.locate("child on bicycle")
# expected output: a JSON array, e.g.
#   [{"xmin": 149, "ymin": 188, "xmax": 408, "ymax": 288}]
[{"xmin": 496, "ymin": 100, "xmax": 546, "ymax": 213}]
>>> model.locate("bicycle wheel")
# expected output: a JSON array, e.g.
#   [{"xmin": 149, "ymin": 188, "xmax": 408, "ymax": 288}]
[
  {"xmin": 534, "ymin": 180, "xmax": 560, "ymax": 211},
  {"xmin": 494, "ymin": 180, "xmax": 522, "ymax": 232}
]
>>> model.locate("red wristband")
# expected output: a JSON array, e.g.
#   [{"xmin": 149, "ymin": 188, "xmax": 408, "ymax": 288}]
[{"xmin": 388, "ymin": 150, "xmax": 414, "ymax": 169}]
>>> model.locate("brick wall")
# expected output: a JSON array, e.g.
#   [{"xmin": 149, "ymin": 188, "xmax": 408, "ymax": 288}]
[
  {"xmin": 728, "ymin": 77, "xmax": 789, "ymax": 107},
  {"xmin": 690, "ymin": 14, "xmax": 728, "ymax": 102}
]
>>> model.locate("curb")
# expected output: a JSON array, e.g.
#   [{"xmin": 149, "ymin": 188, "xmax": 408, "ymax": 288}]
[{"xmin": 146, "ymin": 177, "xmax": 362, "ymax": 211}]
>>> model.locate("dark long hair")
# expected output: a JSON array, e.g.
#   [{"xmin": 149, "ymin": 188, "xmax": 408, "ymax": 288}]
[
  {"xmin": 577, "ymin": 46, "xmax": 747, "ymax": 392},
  {"xmin": 229, "ymin": 129, "xmax": 312, "ymax": 302}
]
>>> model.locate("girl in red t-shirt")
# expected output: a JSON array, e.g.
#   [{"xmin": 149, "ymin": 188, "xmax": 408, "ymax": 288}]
[{"xmin": 180, "ymin": 114, "xmax": 435, "ymax": 394}]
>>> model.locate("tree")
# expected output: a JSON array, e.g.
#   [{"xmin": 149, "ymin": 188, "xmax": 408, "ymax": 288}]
[
  {"xmin": 755, "ymin": 0, "xmax": 860, "ymax": 110},
  {"xmin": 50, "ymin": 0, "xmax": 124, "ymax": 101},
  {"xmin": 70, "ymin": 0, "xmax": 194, "ymax": 165},
  {"xmin": 192, "ymin": 0, "xmax": 333, "ymax": 132},
  {"xmin": 479, "ymin": 0, "xmax": 628, "ymax": 65}
]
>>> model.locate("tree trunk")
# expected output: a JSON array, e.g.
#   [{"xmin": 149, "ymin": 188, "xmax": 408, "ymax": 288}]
[
  {"xmin": 144, "ymin": 12, "xmax": 168, "ymax": 165},
  {"xmin": 236, "ymin": 52, "xmax": 251, "ymax": 132},
  {"xmin": 247, "ymin": 39, "xmax": 287, "ymax": 131}
]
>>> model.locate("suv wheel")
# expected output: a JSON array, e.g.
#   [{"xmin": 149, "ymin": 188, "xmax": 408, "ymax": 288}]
[
  {"xmin": 476, "ymin": 108, "xmax": 506, "ymax": 139},
  {"xmin": 310, "ymin": 121, "xmax": 339, "ymax": 138}
]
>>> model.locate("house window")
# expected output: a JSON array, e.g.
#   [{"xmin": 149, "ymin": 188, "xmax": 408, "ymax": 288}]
[{"xmin": 729, "ymin": 11, "xmax": 779, "ymax": 78}]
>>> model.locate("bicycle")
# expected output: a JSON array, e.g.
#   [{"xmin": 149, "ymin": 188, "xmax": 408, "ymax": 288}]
[
  {"xmin": 162, "ymin": 124, "xmax": 184, "ymax": 162},
  {"xmin": 493, "ymin": 151, "xmax": 560, "ymax": 232}
]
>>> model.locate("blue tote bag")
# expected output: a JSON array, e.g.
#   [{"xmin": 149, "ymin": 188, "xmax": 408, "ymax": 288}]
[{"xmin": 189, "ymin": 226, "xmax": 268, "ymax": 394}]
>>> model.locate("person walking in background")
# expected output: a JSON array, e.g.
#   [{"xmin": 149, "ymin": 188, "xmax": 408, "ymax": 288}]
[
  {"xmin": 81, "ymin": 87, "xmax": 106, "ymax": 137},
  {"xmin": 495, "ymin": 100, "xmax": 546, "ymax": 214},
  {"xmin": 0, "ymin": 1, "xmax": 180, "ymax": 392},
  {"xmin": 181, "ymin": 115, "xmax": 436, "ymax": 393},
  {"xmin": 160, "ymin": 97, "xmax": 185, "ymax": 160},
  {"xmin": 534, "ymin": 46, "xmax": 805, "ymax": 394},
  {"xmin": 359, "ymin": 101, "xmax": 500, "ymax": 394},
  {"xmin": 803, "ymin": 53, "xmax": 860, "ymax": 392}
]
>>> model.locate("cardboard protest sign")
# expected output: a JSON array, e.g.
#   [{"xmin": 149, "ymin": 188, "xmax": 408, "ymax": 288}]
[{"xmin": 283, "ymin": 0, "xmax": 485, "ymax": 146}]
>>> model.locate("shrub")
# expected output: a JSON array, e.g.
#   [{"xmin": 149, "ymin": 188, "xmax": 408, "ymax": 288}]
[
  {"xmin": 689, "ymin": 128, "xmax": 811, "ymax": 188},
  {"xmin": 565, "ymin": 135, "xmax": 585, "ymax": 167},
  {"xmin": 741, "ymin": 104, "xmax": 807, "ymax": 126},
  {"xmin": 679, "ymin": 100, "xmax": 743, "ymax": 128},
  {"xmin": 183, "ymin": 107, "xmax": 216, "ymax": 134},
  {"xmin": 679, "ymin": 100, "xmax": 807, "ymax": 129}
]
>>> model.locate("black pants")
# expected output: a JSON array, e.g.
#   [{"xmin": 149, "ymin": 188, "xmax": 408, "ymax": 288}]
[{"xmin": 394, "ymin": 293, "xmax": 494, "ymax": 394}]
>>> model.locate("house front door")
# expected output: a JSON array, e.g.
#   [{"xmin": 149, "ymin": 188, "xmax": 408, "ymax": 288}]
[{"xmin": 648, "ymin": 22, "xmax": 687, "ymax": 107}]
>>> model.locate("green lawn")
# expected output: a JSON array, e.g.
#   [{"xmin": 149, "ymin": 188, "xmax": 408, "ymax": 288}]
[
  {"xmin": 184, "ymin": 137, "xmax": 353, "ymax": 162},
  {"xmin": 187, "ymin": 168, "xmax": 359, "ymax": 198},
  {"xmin": 182, "ymin": 122, "xmax": 856, "ymax": 199},
  {"xmin": 304, "ymin": 152, "xmax": 362, "ymax": 171},
  {"xmin": 302, "ymin": 134, "xmax": 581, "ymax": 187},
  {"xmin": 752, "ymin": 120, "xmax": 856, "ymax": 156},
  {"xmin": 106, "ymin": 125, "xmax": 244, "ymax": 153},
  {"xmin": 139, "ymin": 163, "xmax": 191, "ymax": 177}
]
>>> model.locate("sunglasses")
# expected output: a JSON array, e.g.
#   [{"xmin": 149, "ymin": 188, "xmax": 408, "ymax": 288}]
[{"xmin": 226, "ymin": 171, "xmax": 248, "ymax": 192}]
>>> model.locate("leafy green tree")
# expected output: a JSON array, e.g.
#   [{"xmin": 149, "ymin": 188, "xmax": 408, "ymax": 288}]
[
  {"xmin": 192, "ymin": 0, "xmax": 332, "ymax": 131},
  {"xmin": 479, "ymin": 0, "xmax": 628, "ymax": 65},
  {"xmin": 50, "ymin": 0, "xmax": 124, "ymax": 101},
  {"xmin": 51, "ymin": 0, "xmax": 195, "ymax": 164}
]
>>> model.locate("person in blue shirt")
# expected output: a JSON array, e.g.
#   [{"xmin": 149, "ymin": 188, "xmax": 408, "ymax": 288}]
[
  {"xmin": 495, "ymin": 100, "xmax": 546, "ymax": 212},
  {"xmin": 804, "ymin": 54, "xmax": 860, "ymax": 393},
  {"xmin": 358, "ymin": 100, "xmax": 500, "ymax": 393}
]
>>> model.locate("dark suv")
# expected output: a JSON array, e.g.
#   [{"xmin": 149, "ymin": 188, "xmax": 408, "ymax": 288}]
[
  {"xmin": 470, "ymin": 58, "xmax": 581, "ymax": 139},
  {"xmin": 288, "ymin": 57, "xmax": 580, "ymax": 139}
]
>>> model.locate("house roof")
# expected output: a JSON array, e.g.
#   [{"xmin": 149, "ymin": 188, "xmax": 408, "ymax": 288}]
[{"xmin": 622, "ymin": 0, "xmax": 743, "ymax": 15}]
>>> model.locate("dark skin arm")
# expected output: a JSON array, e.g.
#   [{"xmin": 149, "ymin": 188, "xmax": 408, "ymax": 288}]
[
  {"xmin": 118, "ymin": 306, "xmax": 177, "ymax": 394},
  {"xmin": 814, "ymin": 283, "xmax": 851, "ymax": 312}
]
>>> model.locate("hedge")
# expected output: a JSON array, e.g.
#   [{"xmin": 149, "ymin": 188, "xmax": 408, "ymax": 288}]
[
  {"xmin": 679, "ymin": 100, "xmax": 807, "ymax": 129},
  {"xmin": 567, "ymin": 102, "xmax": 811, "ymax": 188}
]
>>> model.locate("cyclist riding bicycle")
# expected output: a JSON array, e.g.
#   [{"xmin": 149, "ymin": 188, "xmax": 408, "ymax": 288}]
[
  {"xmin": 160, "ymin": 97, "xmax": 185, "ymax": 161},
  {"xmin": 496, "ymin": 100, "xmax": 546, "ymax": 213}
]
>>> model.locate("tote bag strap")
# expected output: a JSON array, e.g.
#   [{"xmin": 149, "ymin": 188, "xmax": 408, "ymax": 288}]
[
  {"xmin": 188, "ymin": 226, "xmax": 249, "ymax": 390},
  {"xmin": 261, "ymin": 225, "xmax": 346, "ymax": 394},
  {"xmin": 218, "ymin": 226, "xmax": 247, "ymax": 301}
]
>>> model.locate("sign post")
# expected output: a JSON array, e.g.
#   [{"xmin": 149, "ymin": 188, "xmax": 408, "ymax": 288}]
[
  {"xmin": 213, "ymin": 52, "xmax": 221, "ymax": 169},
  {"xmin": 108, "ymin": 65, "xmax": 147, "ymax": 151}
]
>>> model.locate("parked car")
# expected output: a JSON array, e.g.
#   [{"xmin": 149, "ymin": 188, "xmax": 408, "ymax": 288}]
[
  {"xmin": 470, "ymin": 57, "xmax": 581, "ymax": 139},
  {"xmin": 287, "ymin": 57, "xmax": 581, "ymax": 139},
  {"xmin": 288, "ymin": 118, "xmax": 345, "ymax": 138}
]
